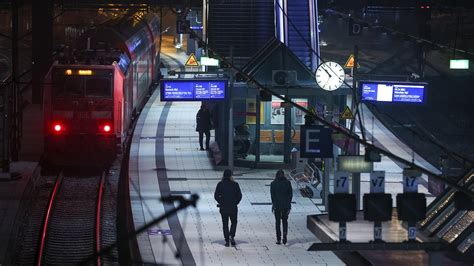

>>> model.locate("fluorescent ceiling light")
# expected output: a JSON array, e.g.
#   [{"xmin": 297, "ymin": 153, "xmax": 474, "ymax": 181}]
[{"xmin": 450, "ymin": 59, "xmax": 469, "ymax": 70}]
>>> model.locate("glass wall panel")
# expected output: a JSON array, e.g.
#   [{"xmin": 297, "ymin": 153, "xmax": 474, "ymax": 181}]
[
  {"xmin": 232, "ymin": 92, "xmax": 320, "ymax": 166},
  {"xmin": 258, "ymin": 96, "xmax": 285, "ymax": 163},
  {"xmin": 233, "ymin": 98, "xmax": 255, "ymax": 162}
]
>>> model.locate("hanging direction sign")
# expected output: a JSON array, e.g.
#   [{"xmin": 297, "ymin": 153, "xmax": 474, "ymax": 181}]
[{"xmin": 160, "ymin": 79, "xmax": 227, "ymax": 101}]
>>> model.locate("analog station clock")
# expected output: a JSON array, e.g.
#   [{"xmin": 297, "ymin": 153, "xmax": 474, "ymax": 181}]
[{"xmin": 315, "ymin": 61, "xmax": 345, "ymax": 91}]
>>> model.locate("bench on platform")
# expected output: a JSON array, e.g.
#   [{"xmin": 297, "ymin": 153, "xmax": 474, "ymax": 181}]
[
  {"xmin": 259, "ymin": 130, "xmax": 273, "ymax": 143},
  {"xmin": 273, "ymin": 130, "xmax": 301, "ymax": 144},
  {"xmin": 289, "ymin": 163, "xmax": 322, "ymax": 198}
]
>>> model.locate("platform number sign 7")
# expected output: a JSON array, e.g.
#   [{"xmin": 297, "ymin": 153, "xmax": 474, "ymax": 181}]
[
  {"xmin": 370, "ymin": 171, "xmax": 385, "ymax": 193},
  {"xmin": 337, "ymin": 176, "xmax": 347, "ymax": 188},
  {"xmin": 405, "ymin": 176, "xmax": 416, "ymax": 187},
  {"xmin": 335, "ymin": 171, "xmax": 350, "ymax": 194},
  {"xmin": 404, "ymin": 176, "xmax": 418, "ymax": 192},
  {"xmin": 403, "ymin": 168, "xmax": 421, "ymax": 193}
]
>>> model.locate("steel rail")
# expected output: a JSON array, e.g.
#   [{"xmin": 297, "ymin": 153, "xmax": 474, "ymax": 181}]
[
  {"xmin": 95, "ymin": 172, "xmax": 106, "ymax": 266},
  {"xmin": 36, "ymin": 171, "xmax": 63, "ymax": 266}
]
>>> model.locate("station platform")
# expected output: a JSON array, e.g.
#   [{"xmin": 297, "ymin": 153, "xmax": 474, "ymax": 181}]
[
  {"xmin": 127, "ymin": 90, "xmax": 457, "ymax": 265},
  {"xmin": 128, "ymin": 94, "xmax": 345, "ymax": 265},
  {"xmin": 127, "ymin": 37, "xmax": 453, "ymax": 265},
  {"xmin": 0, "ymin": 161, "xmax": 39, "ymax": 264},
  {"xmin": 353, "ymin": 103, "xmax": 438, "ymax": 206},
  {"xmin": 301, "ymin": 104, "xmax": 471, "ymax": 265}
]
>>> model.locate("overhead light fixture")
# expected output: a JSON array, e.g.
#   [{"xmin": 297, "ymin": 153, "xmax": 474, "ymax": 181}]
[
  {"xmin": 200, "ymin": 57, "xmax": 219, "ymax": 66},
  {"xmin": 449, "ymin": 59, "xmax": 469, "ymax": 70},
  {"xmin": 338, "ymin": 155, "xmax": 374, "ymax": 173},
  {"xmin": 365, "ymin": 147, "xmax": 382, "ymax": 162},
  {"xmin": 78, "ymin": 69, "xmax": 93, "ymax": 75}
]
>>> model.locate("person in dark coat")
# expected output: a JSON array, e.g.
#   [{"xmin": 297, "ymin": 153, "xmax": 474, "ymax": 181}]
[
  {"xmin": 196, "ymin": 104, "xmax": 212, "ymax": 150},
  {"xmin": 214, "ymin": 169, "xmax": 242, "ymax": 247},
  {"xmin": 270, "ymin": 169, "xmax": 293, "ymax": 245}
]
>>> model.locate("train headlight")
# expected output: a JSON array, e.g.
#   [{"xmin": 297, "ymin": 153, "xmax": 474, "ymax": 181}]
[{"xmin": 53, "ymin": 123, "xmax": 63, "ymax": 132}]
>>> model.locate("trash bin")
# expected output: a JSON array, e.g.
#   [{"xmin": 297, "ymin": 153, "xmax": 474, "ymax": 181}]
[{"xmin": 291, "ymin": 148, "xmax": 299, "ymax": 170}]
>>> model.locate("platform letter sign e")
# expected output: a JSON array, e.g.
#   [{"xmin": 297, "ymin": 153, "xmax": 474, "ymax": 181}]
[
  {"xmin": 300, "ymin": 125, "xmax": 333, "ymax": 158},
  {"xmin": 306, "ymin": 129, "xmax": 320, "ymax": 153},
  {"xmin": 335, "ymin": 171, "xmax": 350, "ymax": 194},
  {"xmin": 370, "ymin": 171, "xmax": 385, "ymax": 193}
]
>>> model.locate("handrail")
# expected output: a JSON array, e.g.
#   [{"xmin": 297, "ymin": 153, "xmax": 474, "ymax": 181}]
[
  {"xmin": 36, "ymin": 171, "xmax": 63, "ymax": 266},
  {"xmin": 370, "ymin": 104, "xmax": 474, "ymax": 168},
  {"xmin": 96, "ymin": 172, "xmax": 106, "ymax": 266},
  {"xmin": 288, "ymin": 163, "xmax": 325, "ymax": 202}
]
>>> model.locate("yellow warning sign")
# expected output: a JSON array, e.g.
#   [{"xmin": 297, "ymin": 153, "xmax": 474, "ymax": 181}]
[
  {"xmin": 185, "ymin": 53, "xmax": 200, "ymax": 67},
  {"xmin": 340, "ymin": 106, "xmax": 354, "ymax": 119},
  {"xmin": 344, "ymin": 54, "xmax": 360, "ymax": 68}
]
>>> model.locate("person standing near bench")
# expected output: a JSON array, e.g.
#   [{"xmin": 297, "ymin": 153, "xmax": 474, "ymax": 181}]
[
  {"xmin": 196, "ymin": 104, "xmax": 212, "ymax": 150},
  {"xmin": 271, "ymin": 169, "xmax": 293, "ymax": 245},
  {"xmin": 214, "ymin": 169, "xmax": 242, "ymax": 247}
]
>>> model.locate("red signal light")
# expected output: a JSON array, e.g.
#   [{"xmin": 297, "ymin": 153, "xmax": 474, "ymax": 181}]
[
  {"xmin": 53, "ymin": 124, "xmax": 62, "ymax": 132},
  {"xmin": 103, "ymin": 125, "xmax": 111, "ymax": 132}
]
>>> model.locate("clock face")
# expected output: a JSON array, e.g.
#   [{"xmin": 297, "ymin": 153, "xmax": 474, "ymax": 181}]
[{"xmin": 315, "ymin": 61, "xmax": 345, "ymax": 91}]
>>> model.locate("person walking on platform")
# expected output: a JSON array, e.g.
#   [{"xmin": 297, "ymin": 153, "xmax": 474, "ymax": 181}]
[
  {"xmin": 270, "ymin": 169, "xmax": 293, "ymax": 245},
  {"xmin": 196, "ymin": 104, "xmax": 212, "ymax": 150},
  {"xmin": 214, "ymin": 169, "xmax": 242, "ymax": 247}
]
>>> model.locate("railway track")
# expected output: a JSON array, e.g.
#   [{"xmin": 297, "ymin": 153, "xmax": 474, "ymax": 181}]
[
  {"xmin": 13, "ymin": 168, "xmax": 117, "ymax": 265},
  {"xmin": 36, "ymin": 171, "xmax": 106, "ymax": 265},
  {"xmin": 13, "ymin": 174, "xmax": 61, "ymax": 265}
]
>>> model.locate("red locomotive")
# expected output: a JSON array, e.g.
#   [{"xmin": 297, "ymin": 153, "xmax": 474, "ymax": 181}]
[{"xmin": 43, "ymin": 13, "xmax": 160, "ymax": 164}]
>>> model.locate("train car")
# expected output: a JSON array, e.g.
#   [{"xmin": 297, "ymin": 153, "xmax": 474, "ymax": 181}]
[{"xmin": 43, "ymin": 13, "xmax": 160, "ymax": 164}]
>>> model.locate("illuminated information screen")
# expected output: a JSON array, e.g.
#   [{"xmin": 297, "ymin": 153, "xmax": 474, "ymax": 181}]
[
  {"xmin": 161, "ymin": 79, "xmax": 227, "ymax": 101},
  {"xmin": 360, "ymin": 81, "xmax": 427, "ymax": 104}
]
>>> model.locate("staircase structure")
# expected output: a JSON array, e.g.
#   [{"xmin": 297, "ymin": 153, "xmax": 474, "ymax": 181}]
[
  {"xmin": 207, "ymin": 0, "xmax": 275, "ymax": 68},
  {"xmin": 418, "ymin": 169, "xmax": 474, "ymax": 257},
  {"xmin": 275, "ymin": 0, "xmax": 320, "ymax": 72}
]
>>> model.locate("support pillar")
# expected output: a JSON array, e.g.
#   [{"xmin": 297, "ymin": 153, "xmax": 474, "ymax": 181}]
[
  {"xmin": 32, "ymin": 0, "xmax": 53, "ymax": 104},
  {"xmin": 284, "ymin": 98, "xmax": 291, "ymax": 164},
  {"xmin": 227, "ymin": 46, "xmax": 234, "ymax": 169}
]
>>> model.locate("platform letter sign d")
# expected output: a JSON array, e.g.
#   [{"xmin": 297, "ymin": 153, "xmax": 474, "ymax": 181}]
[{"xmin": 349, "ymin": 19, "xmax": 361, "ymax": 36}]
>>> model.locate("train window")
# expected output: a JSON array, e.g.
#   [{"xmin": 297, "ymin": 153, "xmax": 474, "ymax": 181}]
[
  {"xmin": 53, "ymin": 75, "xmax": 83, "ymax": 97},
  {"xmin": 85, "ymin": 77, "xmax": 112, "ymax": 97}
]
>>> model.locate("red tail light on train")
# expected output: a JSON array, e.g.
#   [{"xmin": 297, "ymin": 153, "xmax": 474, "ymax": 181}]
[
  {"xmin": 101, "ymin": 124, "xmax": 112, "ymax": 133},
  {"xmin": 53, "ymin": 123, "xmax": 63, "ymax": 132}
]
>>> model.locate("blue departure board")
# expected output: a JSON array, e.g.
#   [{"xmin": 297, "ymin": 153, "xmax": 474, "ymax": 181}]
[
  {"xmin": 360, "ymin": 81, "xmax": 427, "ymax": 104},
  {"xmin": 161, "ymin": 79, "xmax": 227, "ymax": 101}
]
